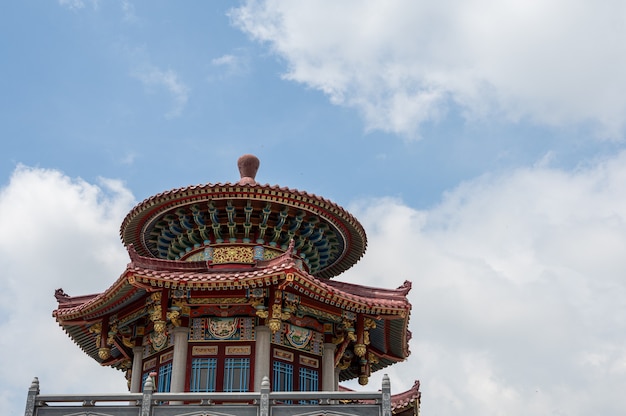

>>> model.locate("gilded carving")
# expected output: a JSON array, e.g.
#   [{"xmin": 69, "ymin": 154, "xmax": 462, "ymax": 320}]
[
  {"xmin": 188, "ymin": 297, "xmax": 248, "ymax": 305},
  {"xmin": 368, "ymin": 352, "xmax": 380, "ymax": 365},
  {"xmin": 147, "ymin": 292, "xmax": 164, "ymax": 332},
  {"xmin": 171, "ymin": 299, "xmax": 190, "ymax": 316},
  {"xmin": 364, "ymin": 318, "xmax": 376, "ymax": 345},
  {"xmin": 166, "ymin": 310, "xmax": 181, "ymax": 327},
  {"xmin": 297, "ymin": 304, "xmax": 341, "ymax": 323},
  {"xmin": 107, "ymin": 321, "xmax": 118, "ymax": 347},
  {"xmin": 98, "ymin": 347, "xmax": 111, "ymax": 360},
  {"xmin": 251, "ymin": 297, "xmax": 268, "ymax": 318},
  {"xmin": 122, "ymin": 336, "xmax": 134, "ymax": 348},
  {"xmin": 282, "ymin": 292, "xmax": 299, "ymax": 318},
  {"xmin": 343, "ymin": 318, "xmax": 356, "ymax": 342},
  {"xmin": 354, "ymin": 343, "xmax": 367, "ymax": 358},
  {"xmin": 117, "ymin": 308, "xmax": 147, "ymax": 327},
  {"xmin": 153, "ymin": 320, "xmax": 167, "ymax": 334},
  {"xmin": 212, "ymin": 246, "xmax": 254, "ymax": 263},
  {"xmin": 89, "ymin": 322, "xmax": 102, "ymax": 350},
  {"xmin": 268, "ymin": 304, "xmax": 283, "ymax": 333},
  {"xmin": 338, "ymin": 350, "xmax": 353, "ymax": 370}
]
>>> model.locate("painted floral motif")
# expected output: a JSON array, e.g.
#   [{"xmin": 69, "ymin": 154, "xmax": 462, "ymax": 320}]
[
  {"xmin": 208, "ymin": 317, "xmax": 239, "ymax": 339},
  {"xmin": 286, "ymin": 325, "xmax": 312, "ymax": 348}
]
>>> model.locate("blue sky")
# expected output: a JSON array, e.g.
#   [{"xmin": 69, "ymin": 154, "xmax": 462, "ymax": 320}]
[{"xmin": 2, "ymin": 1, "xmax": 626, "ymax": 415}]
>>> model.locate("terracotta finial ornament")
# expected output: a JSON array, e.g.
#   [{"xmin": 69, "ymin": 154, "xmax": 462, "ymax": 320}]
[{"xmin": 237, "ymin": 154, "xmax": 260, "ymax": 185}]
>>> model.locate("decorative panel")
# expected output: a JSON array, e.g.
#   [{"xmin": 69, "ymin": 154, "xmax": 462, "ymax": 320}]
[
  {"xmin": 189, "ymin": 317, "xmax": 255, "ymax": 341},
  {"xmin": 271, "ymin": 323, "xmax": 323, "ymax": 356}
]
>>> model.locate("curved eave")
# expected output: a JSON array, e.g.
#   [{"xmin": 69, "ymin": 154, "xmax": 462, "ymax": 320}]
[
  {"xmin": 391, "ymin": 380, "xmax": 421, "ymax": 416},
  {"xmin": 53, "ymin": 273, "xmax": 145, "ymax": 322},
  {"xmin": 120, "ymin": 182, "xmax": 367, "ymax": 279},
  {"xmin": 125, "ymin": 251, "xmax": 412, "ymax": 317},
  {"xmin": 59, "ymin": 322, "xmax": 127, "ymax": 368},
  {"xmin": 339, "ymin": 380, "xmax": 421, "ymax": 416}
]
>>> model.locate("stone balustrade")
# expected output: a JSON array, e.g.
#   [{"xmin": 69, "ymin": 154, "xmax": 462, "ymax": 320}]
[{"xmin": 25, "ymin": 374, "xmax": 392, "ymax": 416}]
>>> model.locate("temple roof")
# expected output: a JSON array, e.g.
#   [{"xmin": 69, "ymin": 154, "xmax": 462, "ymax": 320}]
[
  {"xmin": 55, "ymin": 245, "xmax": 411, "ymax": 323},
  {"xmin": 119, "ymin": 155, "xmax": 367, "ymax": 279},
  {"xmin": 54, "ymin": 245, "xmax": 412, "ymax": 378},
  {"xmin": 339, "ymin": 380, "xmax": 421, "ymax": 416},
  {"xmin": 53, "ymin": 154, "xmax": 414, "ymax": 387}
]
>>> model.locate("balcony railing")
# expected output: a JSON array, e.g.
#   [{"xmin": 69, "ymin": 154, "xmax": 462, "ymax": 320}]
[{"xmin": 25, "ymin": 375, "xmax": 392, "ymax": 416}]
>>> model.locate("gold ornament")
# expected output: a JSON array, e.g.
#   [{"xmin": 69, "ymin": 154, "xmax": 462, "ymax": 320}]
[
  {"xmin": 354, "ymin": 343, "xmax": 367, "ymax": 358},
  {"xmin": 268, "ymin": 318, "xmax": 282, "ymax": 333},
  {"xmin": 122, "ymin": 336, "xmax": 134, "ymax": 348},
  {"xmin": 167, "ymin": 310, "xmax": 181, "ymax": 327},
  {"xmin": 153, "ymin": 320, "xmax": 167, "ymax": 334},
  {"xmin": 98, "ymin": 347, "xmax": 111, "ymax": 360}
]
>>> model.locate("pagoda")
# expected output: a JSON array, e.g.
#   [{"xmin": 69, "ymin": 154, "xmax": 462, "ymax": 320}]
[{"xmin": 52, "ymin": 155, "xmax": 420, "ymax": 414}]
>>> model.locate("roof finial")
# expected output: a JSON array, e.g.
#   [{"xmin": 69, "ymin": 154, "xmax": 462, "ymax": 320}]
[{"xmin": 237, "ymin": 154, "xmax": 260, "ymax": 185}]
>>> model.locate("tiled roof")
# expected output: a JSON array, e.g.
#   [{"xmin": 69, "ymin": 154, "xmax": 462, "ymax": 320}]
[
  {"xmin": 119, "ymin": 182, "xmax": 367, "ymax": 279},
  {"xmin": 390, "ymin": 380, "xmax": 421, "ymax": 413},
  {"xmin": 54, "ymin": 246, "xmax": 410, "ymax": 319},
  {"xmin": 338, "ymin": 380, "xmax": 421, "ymax": 415}
]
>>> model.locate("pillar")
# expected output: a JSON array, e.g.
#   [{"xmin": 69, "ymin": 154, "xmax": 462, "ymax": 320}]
[
  {"xmin": 382, "ymin": 374, "xmax": 391, "ymax": 416},
  {"xmin": 170, "ymin": 326, "xmax": 189, "ymax": 393},
  {"xmin": 130, "ymin": 346, "xmax": 144, "ymax": 393},
  {"xmin": 24, "ymin": 377, "xmax": 39, "ymax": 416},
  {"xmin": 254, "ymin": 325, "xmax": 271, "ymax": 391},
  {"xmin": 322, "ymin": 342, "xmax": 337, "ymax": 391}
]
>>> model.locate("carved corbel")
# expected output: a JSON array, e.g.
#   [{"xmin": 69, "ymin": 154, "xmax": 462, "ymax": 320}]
[
  {"xmin": 106, "ymin": 320, "xmax": 118, "ymax": 347},
  {"xmin": 89, "ymin": 322, "xmax": 111, "ymax": 360},
  {"xmin": 358, "ymin": 357, "xmax": 370, "ymax": 386},
  {"xmin": 267, "ymin": 304, "xmax": 283, "ymax": 333},
  {"xmin": 147, "ymin": 292, "xmax": 166, "ymax": 334},
  {"xmin": 166, "ymin": 310, "xmax": 181, "ymax": 327},
  {"xmin": 282, "ymin": 292, "xmax": 299, "ymax": 320},
  {"xmin": 354, "ymin": 343, "xmax": 367, "ymax": 358},
  {"xmin": 363, "ymin": 318, "xmax": 376, "ymax": 346},
  {"xmin": 342, "ymin": 318, "xmax": 356, "ymax": 342}
]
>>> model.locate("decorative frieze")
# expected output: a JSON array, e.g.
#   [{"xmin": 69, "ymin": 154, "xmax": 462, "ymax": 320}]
[
  {"xmin": 183, "ymin": 245, "xmax": 283, "ymax": 263},
  {"xmin": 271, "ymin": 322, "xmax": 323, "ymax": 356},
  {"xmin": 189, "ymin": 317, "xmax": 255, "ymax": 342}
]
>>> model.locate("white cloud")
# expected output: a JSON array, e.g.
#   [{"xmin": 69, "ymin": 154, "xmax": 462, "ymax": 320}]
[
  {"xmin": 341, "ymin": 151, "xmax": 626, "ymax": 414},
  {"xmin": 231, "ymin": 0, "xmax": 626, "ymax": 139},
  {"xmin": 210, "ymin": 51, "xmax": 251, "ymax": 79},
  {"xmin": 132, "ymin": 65, "xmax": 190, "ymax": 118},
  {"xmin": 3, "ymin": 151, "xmax": 626, "ymax": 415},
  {"xmin": 121, "ymin": 0, "xmax": 137, "ymax": 22},
  {"xmin": 59, "ymin": 0, "xmax": 85, "ymax": 9},
  {"xmin": 0, "ymin": 166, "xmax": 134, "ymax": 415},
  {"xmin": 58, "ymin": 0, "xmax": 99, "ymax": 10}
]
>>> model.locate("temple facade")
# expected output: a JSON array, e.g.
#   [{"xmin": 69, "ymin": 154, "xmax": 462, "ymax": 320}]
[{"xmin": 37, "ymin": 155, "xmax": 420, "ymax": 415}]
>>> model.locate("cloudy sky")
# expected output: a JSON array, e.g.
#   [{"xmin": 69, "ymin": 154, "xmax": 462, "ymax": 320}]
[{"xmin": 2, "ymin": 1, "xmax": 626, "ymax": 415}]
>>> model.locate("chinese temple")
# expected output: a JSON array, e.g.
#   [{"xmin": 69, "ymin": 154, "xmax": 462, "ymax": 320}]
[{"xmin": 51, "ymin": 154, "xmax": 420, "ymax": 414}]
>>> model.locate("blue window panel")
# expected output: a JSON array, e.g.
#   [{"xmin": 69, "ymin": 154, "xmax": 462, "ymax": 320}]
[
  {"xmin": 299, "ymin": 367, "xmax": 318, "ymax": 391},
  {"xmin": 157, "ymin": 363, "xmax": 172, "ymax": 393},
  {"xmin": 273, "ymin": 361, "xmax": 294, "ymax": 392},
  {"xmin": 224, "ymin": 358, "xmax": 250, "ymax": 392},
  {"xmin": 273, "ymin": 361, "xmax": 294, "ymax": 404},
  {"xmin": 299, "ymin": 367, "xmax": 319, "ymax": 404},
  {"xmin": 190, "ymin": 358, "xmax": 217, "ymax": 392}
]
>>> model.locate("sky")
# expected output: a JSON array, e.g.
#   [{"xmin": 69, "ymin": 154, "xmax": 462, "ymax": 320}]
[{"xmin": 1, "ymin": 1, "xmax": 626, "ymax": 415}]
